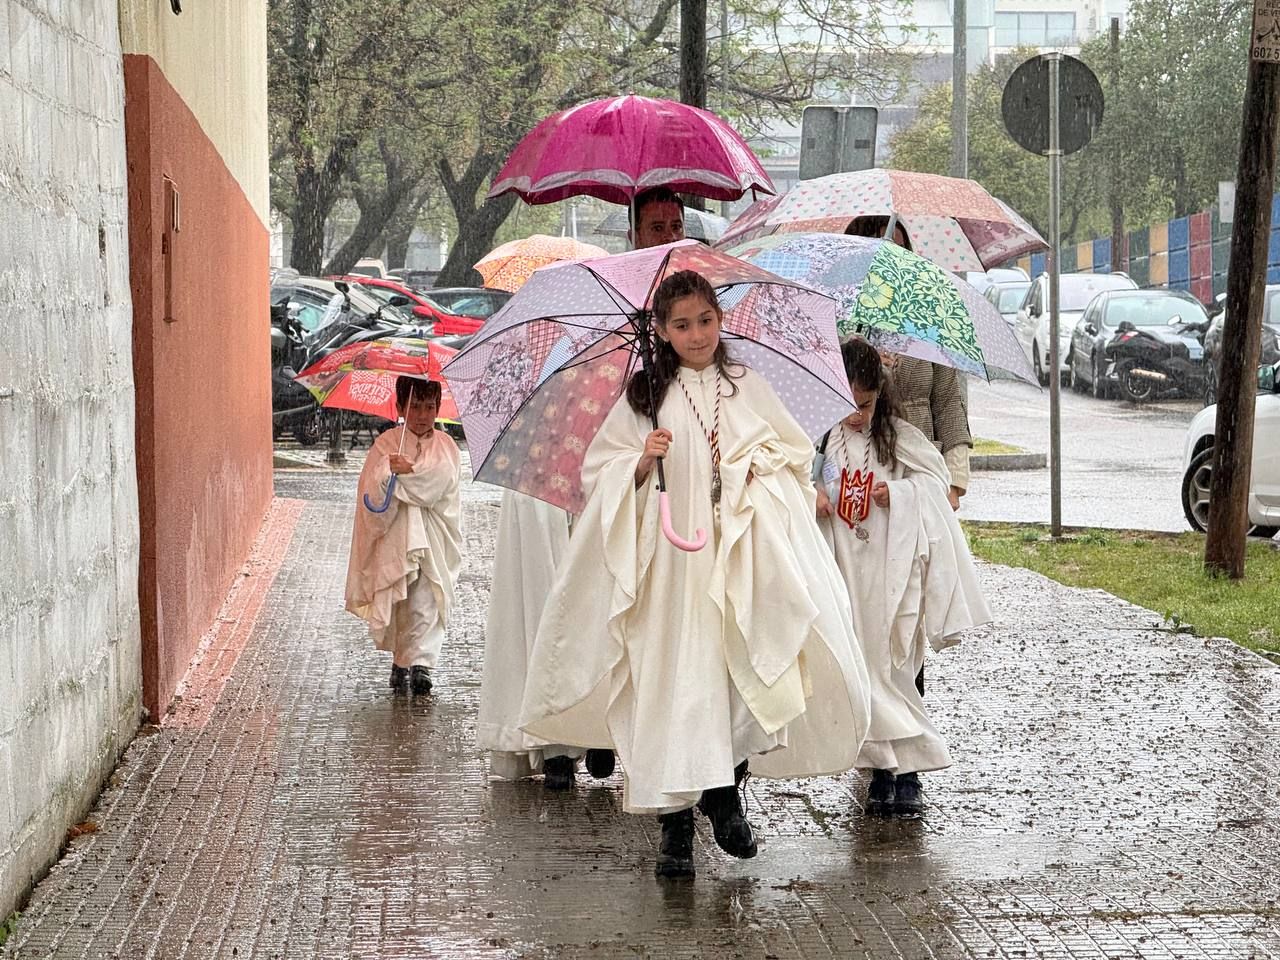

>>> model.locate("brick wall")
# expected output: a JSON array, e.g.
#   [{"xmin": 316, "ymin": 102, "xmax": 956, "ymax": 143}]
[{"xmin": 0, "ymin": 0, "xmax": 142, "ymax": 920}]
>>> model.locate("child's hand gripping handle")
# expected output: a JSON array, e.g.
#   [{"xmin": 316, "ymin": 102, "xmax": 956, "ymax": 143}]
[{"xmin": 363, "ymin": 474, "xmax": 397, "ymax": 513}]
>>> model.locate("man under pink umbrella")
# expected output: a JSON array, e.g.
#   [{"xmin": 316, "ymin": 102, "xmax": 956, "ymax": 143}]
[{"xmin": 629, "ymin": 186, "xmax": 686, "ymax": 248}]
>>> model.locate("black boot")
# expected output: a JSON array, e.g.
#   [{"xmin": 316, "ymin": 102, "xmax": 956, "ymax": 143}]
[
  {"xmin": 866, "ymin": 769, "xmax": 895, "ymax": 817},
  {"xmin": 389, "ymin": 665, "xmax": 409, "ymax": 693},
  {"xmin": 654, "ymin": 809, "xmax": 695, "ymax": 879},
  {"xmin": 542, "ymin": 754, "xmax": 576, "ymax": 791},
  {"xmin": 696, "ymin": 763, "xmax": 758, "ymax": 859},
  {"xmin": 893, "ymin": 772, "xmax": 924, "ymax": 818},
  {"xmin": 585, "ymin": 748, "xmax": 615, "ymax": 779},
  {"xmin": 409, "ymin": 665, "xmax": 433, "ymax": 695}
]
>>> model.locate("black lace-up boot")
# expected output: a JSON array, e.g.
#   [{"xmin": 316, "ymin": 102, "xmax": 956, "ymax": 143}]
[
  {"xmin": 654, "ymin": 808, "xmax": 696, "ymax": 879},
  {"xmin": 696, "ymin": 761, "xmax": 758, "ymax": 859},
  {"xmin": 585, "ymin": 748, "xmax": 615, "ymax": 779},
  {"xmin": 893, "ymin": 772, "xmax": 924, "ymax": 817},
  {"xmin": 867, "ymin": 769, "xmax": 895, "ymax": 817},
  {"xmin": 409, "ymin": 665, "xmax": 433, "ymax": 695},
  {"xmin": 542, "ymin": 755, "xmax": 576, "ymax": 790}
]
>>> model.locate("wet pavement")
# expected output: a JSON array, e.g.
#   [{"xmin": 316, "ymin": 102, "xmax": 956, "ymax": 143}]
[
  {"xmin": 7, "ymin": 457, "xmax": 1280, "ymax": 959},
  {"xmin": 962, "ymin": 379, "xmax": 1201, "ymax": 532}
]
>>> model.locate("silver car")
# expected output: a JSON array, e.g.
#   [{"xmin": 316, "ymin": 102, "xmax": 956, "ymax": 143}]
[{"xmin": 1014, "ymin": 272, "xmax": 1138, "ymax": 385}]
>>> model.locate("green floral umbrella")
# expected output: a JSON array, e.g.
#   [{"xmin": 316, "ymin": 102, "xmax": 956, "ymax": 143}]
[{"xmin": 723, "ymin": 233, "xmax": 1036, "ymax": 385}]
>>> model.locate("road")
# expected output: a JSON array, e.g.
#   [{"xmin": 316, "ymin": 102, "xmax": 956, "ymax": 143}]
[{"xmin": 962, "ymin": 378, "xmax": 1202, "ymax": 532}]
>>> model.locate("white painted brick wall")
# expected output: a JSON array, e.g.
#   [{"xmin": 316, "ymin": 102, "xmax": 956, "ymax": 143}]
[{"xmin": 0, "ymin": 0, "xmax": 141, "ymax": 920}]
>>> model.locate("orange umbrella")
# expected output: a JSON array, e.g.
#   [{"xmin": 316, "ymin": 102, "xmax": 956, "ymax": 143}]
[{"xmin": 474, "ymin": 235, "xmax": 608, "ymax": 293}]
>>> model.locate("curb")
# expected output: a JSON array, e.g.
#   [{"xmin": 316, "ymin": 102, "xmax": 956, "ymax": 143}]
[
  {"xmin": 971, "ymin": 452, "xmax": 1047, "ymax": 471},
  {"xmin": 273, "ymin": 452, "xmax": 325, "ymax": 469}
]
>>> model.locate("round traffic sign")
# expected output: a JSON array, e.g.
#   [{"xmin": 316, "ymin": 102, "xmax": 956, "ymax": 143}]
[{"xmin": 1001, "ymin": 54, "xmax": 1104, "ymax": 157}]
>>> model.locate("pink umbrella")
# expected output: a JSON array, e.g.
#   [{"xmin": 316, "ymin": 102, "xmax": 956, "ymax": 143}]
[
  {"xmin": 718, "ymin": 169, "xmax": 1046, "ymax": 271},
  {"xmin": 487, "ymin": 95, "xmax": 775, "ymax": 206}
]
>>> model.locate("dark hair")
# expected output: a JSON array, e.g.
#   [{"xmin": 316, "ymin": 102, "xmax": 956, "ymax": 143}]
[
  {"xmin": 844, "ymin": 215, "xmax": 913, "ymax": 252},
  {"xmin": 626, "ymin": 270, "xmax": 739, "ymax": 418},
  {"xmin": 841, "ymin": 336, "xmax": 901, "ymax": 467},
  {"xmin": 630, "ymin": 186, "xmax": 684, "ymax": 234},
  {"xmin": 395, "ymin": 377, "xmax": 442, "ymax": 409}
]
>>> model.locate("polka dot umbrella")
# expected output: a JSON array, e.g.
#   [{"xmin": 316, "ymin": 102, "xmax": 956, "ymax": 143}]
[{"xmin": 718, "ymin": 169, "xmax": 1047, "ymax": 272}]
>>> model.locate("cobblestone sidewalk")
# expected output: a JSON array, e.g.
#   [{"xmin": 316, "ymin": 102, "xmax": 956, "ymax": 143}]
[{"xmin": 6, "ymin": 466, "xmax": 1280, "ymax": 959}]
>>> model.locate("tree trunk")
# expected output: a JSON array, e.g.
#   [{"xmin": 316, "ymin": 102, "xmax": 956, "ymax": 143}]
[
  {"xmin": 680, "ymin": 0, "xmax": 708, "ymax": 110},
  {"xmin": 384, "ymin": 193, "xmax": 430, "ymax": 269},
  {"xmin": 436, "ymin": 154, "xmax": 518, "ymax": 286},
  {"xmin": 1205, "ymin": 59, "xmax": 1280, "ymax": 578}
]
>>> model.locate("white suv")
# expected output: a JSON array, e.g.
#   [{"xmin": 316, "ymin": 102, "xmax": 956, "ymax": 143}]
[
  {"xmin": 1015, "ymin": 272, "xmax": 1138, "ymax": 385},
  {"xmin": 1181, "ymin": 361, "xmax": 1280, "ymax": 535}
]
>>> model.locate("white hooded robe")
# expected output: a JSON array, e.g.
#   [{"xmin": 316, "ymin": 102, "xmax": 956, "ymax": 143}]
[{"xmin": 519, "ymin": 365, "xmax": 871, "ymax": 814}]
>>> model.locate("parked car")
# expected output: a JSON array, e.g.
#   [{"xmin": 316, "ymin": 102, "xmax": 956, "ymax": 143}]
[
  {"xmin": 983, "ymin": 279, "xmax": 1032, "ymax": 327},
  {"xmin": 348, "ymin": 257, "xmax": 388, "ymax": 279},
  {"xmin": 1015, "ymin": 272, "xmax": 1139, "ymax": 385},
  {"xmin": 1070, "ymin": 289, "xmax": 1211, "ymax": 402},
  {"xmin": 1181, "ymin": 360, "xmax": 1280, "ymax": 535},
  {"xmin": 427, "ymin": 286, "xmax": 513, "ymax": 320},
  {"xmin": 333, "ymin": 276, "xmax": 488, "ymax": 336},
  {"xmin": 963, "ymin": 266, "xmax": 1030, "ymax": 296},
  {"xmin": 1201, "ymin": 284, "xmax": 1280, "ymax": 405}
]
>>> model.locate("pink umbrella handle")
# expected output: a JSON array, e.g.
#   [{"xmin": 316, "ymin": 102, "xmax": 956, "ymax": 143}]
[{"xmin": 658, "ymin": 491, "xmax": 707, "ymax": 552}]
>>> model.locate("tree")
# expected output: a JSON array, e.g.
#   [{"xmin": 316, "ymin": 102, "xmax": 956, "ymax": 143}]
[
  {"xmin": 1085, "ymin": 0, "xmax": 1252, "ymax": 219},
  {"xmin": 270, "ymin": 0, "xmax": 919, "ymax": 281}
]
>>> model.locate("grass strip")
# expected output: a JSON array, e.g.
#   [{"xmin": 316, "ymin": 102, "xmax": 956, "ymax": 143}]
[{"xmin": 963, "ymin": 522, "xmax": 1280, "ymax": 656}]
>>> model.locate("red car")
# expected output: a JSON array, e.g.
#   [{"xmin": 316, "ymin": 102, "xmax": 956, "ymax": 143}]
[{"xmin": 329, "ymin": 275, "xmax": 485, "ymax": 336}]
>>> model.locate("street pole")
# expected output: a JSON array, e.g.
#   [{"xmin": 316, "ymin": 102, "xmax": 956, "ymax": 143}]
[
  {"xmin": 680, "ymin": 0, "xmax": 708, "ymax": 110},
  {"xmin": 1205, "ymin": 47, "xmax": 1280, "ymax": 577},
  {"xmin": 1109, "ymin": 18, "xmax": 1125, "ymax": 273},
  {"xmin": 719, "ymin": 0, "xmax": 730, "ymax": 220},
  {"xmin": 950, "ymin": 0, "xmax": 968, "ymax": 178},
  {"xmin": 680, "ymin": 0, "xmax": 708, "ymax": 211},
  {"xmin": 1048, "ymin": 52, "xmax": 1063, "ymax": 538}
]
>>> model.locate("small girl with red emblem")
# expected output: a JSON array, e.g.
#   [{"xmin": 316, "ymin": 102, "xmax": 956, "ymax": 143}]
[{"xmin": 816, "ymin": 337, "xmax": 991, "ymax": 819}]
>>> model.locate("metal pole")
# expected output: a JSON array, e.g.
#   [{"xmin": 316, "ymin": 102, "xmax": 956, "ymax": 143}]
[
  {"xmin": 1048, "ymin": 52, "xmax": 1062, "ymax": 538},
  {"xmin": 950, "ymin": 0, "xmax": 968, "ymax": 178},
  {"xmin": 720, "ymin": 0, "xmax": 731, "ymax": 219}
]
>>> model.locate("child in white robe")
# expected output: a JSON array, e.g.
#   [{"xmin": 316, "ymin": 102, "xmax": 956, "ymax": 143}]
[
  {"xmin": 478, "ymin": 491, "xmax": 589, "ymax": 787},
  {"xmin": 519, "ymin": 270, "xmax": 871, "ymax": 880},
  {"xmin": 816, "ymin": 337, "xmax": 991, "ymax": 817},
  {"xmin": 346, "ymin": 378, "xmax": 463, "ymax": 696}
]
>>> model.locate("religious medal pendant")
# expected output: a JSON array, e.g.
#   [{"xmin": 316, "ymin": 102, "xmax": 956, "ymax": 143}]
[
  {"xmin": 711, "ymin": 470, "xmax": 722, "ymax": 505},
  {"xmin": 855, "ymin": 523, "xmax": 871, "ymax": 543}
]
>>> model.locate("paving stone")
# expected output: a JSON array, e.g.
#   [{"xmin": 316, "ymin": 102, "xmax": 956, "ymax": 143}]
[{"xmin": 6, "ymin": 462, "xmax": 1280, "ymax": 959}]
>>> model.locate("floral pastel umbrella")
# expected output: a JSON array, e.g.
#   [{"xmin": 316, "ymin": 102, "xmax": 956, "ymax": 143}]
[
  {"xmin": 474, "ymin": 235, "xmax": 609, "ymax": 293},
  {"xmin": 724, "ymin": 233, "xmax": 1037, "ymax": 386},
  {"xmin": 487, "ymin": 95, "xmax": 774, "ymax": 206},
  {"xmin": 441, "ymin": 240, "xmax": 853, "ymax": 550},
  {"xmin": 718, "ymin": 169, "xmax": 1047, "ymax": 271}
]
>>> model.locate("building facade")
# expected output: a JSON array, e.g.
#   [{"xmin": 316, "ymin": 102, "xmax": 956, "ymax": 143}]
[{"xmin": 1, "ymin": 0, "xmax": 271, "ymax": 922}]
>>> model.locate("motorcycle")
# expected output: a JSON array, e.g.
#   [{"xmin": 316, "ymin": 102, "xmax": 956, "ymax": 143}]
[
  {"xmin": 271, "ymin": 284, "xmax": 425, "ymax": 444},
  {"xmin": 1104, "ymin": 316, "xmax": 1211, "ymax": 404}
]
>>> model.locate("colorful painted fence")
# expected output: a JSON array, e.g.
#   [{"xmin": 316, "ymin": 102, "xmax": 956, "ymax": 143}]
[{"xmin": 1014, "ymin": 195, "xmax": 1280, "ymax": 306}]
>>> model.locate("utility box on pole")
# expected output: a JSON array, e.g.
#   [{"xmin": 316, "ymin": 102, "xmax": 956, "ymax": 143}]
[{"xmin": 799, "ymin": 105, "xmax": 878, "ymax": 180}]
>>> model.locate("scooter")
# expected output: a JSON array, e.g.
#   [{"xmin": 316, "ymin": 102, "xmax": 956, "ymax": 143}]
[
  {"xmin": 272, "ymin": 286, "xmax": 424, "ymax": 444},
  {"xmin": 1105, "ymin": 316, "xmax": 1211, "ymax": 403}
]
